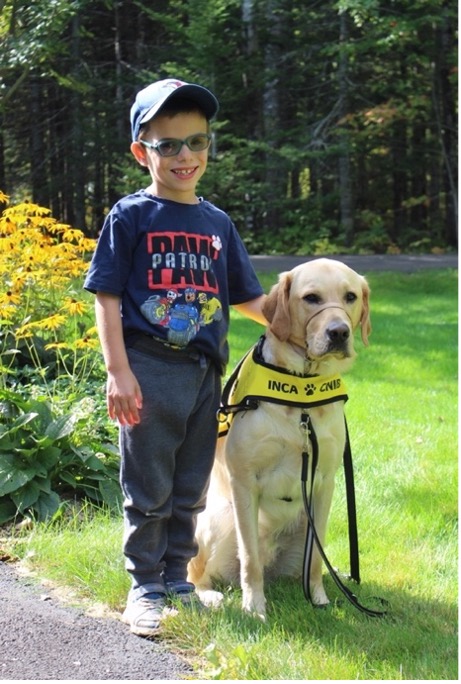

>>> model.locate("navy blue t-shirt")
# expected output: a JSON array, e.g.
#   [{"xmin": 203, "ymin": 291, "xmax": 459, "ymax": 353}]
[{"xmin": 84, "ymin": 190, "xmax": 263, "ymax": 372}]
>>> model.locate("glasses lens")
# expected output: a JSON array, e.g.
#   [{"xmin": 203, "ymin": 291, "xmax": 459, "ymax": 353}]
[
  {"xmin": 156, "ymin": 139, "xmax": 182, "ymax": 156},
  {"xmin": 187, "ymin": 134, "xmax": 211, "ymax": 151}
]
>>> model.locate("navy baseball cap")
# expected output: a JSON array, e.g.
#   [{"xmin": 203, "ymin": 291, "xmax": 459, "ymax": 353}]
[{"xmin": 130, "ymin": 78, "xmax": 219, "ymax": 141}]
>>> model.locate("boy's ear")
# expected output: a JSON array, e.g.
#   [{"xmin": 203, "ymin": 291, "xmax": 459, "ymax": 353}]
[{"xmin": 131, "ymin": 141, "xmax": 148, "ymax": 166}]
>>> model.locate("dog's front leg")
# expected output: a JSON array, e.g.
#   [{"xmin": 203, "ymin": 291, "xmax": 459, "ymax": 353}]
[
  {"xmin": 309, "ymin": 472, "xmax": 336, "ymax": 606},
  {"xmin": 230, "ymin": 476, "xmax": 267, "ymax": 620}
]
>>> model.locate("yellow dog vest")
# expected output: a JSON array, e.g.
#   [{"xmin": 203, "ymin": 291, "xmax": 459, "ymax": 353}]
[{"xmin": 218, "ymin": 337, "xmax": 347, "ymax": 436}]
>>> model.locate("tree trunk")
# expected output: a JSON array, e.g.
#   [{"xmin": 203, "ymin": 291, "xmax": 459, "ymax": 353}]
[
  {"xmin": 410, "ymin": 122, "xmax": 427, "ymax": 231},
  {"xmin": 391, "ymin": 120, "xmax": 407, "ymax": 244},
  {"xmin": 70, "ymin": 13, "xmax": 85, "ymax": 229},
  {"xmin": 434, "ymin": 3, "xmax": 458, "ymax": 246},
  {"xmin": 29, "ymin": 77, "xmax": 50, "ymax": 208},
  {"xmin": 338, "ymin": 10, "xmax": 354, "ymax": 246},
  {"xmin": 262, "ymin": 0, "xmax": 282, "ymax": 234}
]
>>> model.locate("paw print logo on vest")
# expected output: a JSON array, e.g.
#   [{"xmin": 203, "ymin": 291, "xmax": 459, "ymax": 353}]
[{"xmin": 304, "ymin": 383, "xmax": 316, "ymax": 396}]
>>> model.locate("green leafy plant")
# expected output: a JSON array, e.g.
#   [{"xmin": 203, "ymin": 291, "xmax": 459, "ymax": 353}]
[{"xmin": 0, "ymin": 388, "xmax": 121, "ymax": 524}]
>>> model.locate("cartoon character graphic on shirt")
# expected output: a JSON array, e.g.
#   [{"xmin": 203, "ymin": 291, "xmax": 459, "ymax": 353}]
[
  {"xmin": 198, "ymin": 292, "xmax": 223, "ymax": 325},
  {"xmin": 140, "ymin": 286, "xmax": 223, "ymax": 347},
  {"xmin": 167, "ymin": 287, "xmax": 199, "ymax": 346},
  {"xmin": 140, "ymin": 289, "xmax": 179, "ymax": 326}
]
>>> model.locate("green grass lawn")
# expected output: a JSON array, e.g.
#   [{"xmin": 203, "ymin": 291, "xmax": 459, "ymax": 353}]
[{"xmin": 6, "ymin": 268, "xmax": 458, "ymax": 680}]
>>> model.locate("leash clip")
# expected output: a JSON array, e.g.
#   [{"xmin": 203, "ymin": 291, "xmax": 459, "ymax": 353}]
[
  {"xmin": 299, "ymin": 411, "xmax": 312, "ymax": 455},
  {"xmin": 299, "ymin": 411, "xmax": 313, "ymax": 484}
]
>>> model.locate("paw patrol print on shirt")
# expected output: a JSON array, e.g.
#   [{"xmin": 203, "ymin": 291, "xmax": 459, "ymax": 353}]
[
  {"xmin": 140, "ymin": 231, "xmax": 223, "ymax": 346},
  {"xmin": 146, "ymin": 231, "xmax": 222, "ymax": 291}
]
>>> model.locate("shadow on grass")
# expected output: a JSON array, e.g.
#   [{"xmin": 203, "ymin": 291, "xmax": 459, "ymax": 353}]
[{"xmin": 186, "ymin": 575, "xmax": 457, "ymax": 680}]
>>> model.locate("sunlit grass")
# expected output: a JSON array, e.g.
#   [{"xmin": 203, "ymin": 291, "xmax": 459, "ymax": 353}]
[{"xmin": 5, "ymin": 268, "xmax": 458, "ymax": 680}]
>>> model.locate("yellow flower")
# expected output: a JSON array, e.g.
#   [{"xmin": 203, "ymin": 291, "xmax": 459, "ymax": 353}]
[
  {"xmin": 45, "ymin": 342, "xmax": 72, "ymax": 351},
  {"xmin": 0, "ymin": 290, "xmax": 21, "ymax": 306},
  {"xmin": 34, "ymin": 313, "xmax": 67, "ymax": 331},
  {"xmin": 14, "ymin": 325, "xmax": 34, "ymax": 339},
  {"xmin": 0, "ymin": 218, "xmax": 16, "ymax": 235},
  {"xmin": 75, "ymin": 337, "xmax": 100, "ymax": 350},
  {"xmin": 78, "ymin": 236, "xmax": 97, "ymax": 252},
  {"xmin": 12, "ymin": 273, "xmax": 27, "ymax": 289},
  {"xmin": 0, "ymin": 304, "xmax": 15, "ymax": 322},
  {"xmin": 61, "ymin": 297, "xmax": 88, "ymax": 316},
  {"xmin": 61, "ymin": 227, "xmax": 86, "ymax": 242}
]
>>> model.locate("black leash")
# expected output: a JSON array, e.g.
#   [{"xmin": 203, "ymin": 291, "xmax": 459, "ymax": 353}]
[
  {"xmin": 300, "ymin": 411, "xmax": 387, "ymax": 618},
  {"xmin": 343, "ymin": 419, "xmax": 360, "ymax": 584}
]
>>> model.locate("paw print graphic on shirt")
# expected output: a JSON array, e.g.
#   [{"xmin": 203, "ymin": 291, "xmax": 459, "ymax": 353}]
[{"xmin": 212, "ymin": 235, "xmax": 222, "ymax": 251}]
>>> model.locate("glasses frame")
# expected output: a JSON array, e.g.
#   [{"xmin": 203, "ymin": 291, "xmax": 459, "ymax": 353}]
[{"xmin": 140, "ymin": 133, "xmax": 212, "ymax": 157}]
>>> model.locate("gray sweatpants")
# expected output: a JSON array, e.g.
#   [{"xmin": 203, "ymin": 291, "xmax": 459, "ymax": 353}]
[{"xmin": 120, "ymin": 338, "xmax": 221, "ymax": 600}]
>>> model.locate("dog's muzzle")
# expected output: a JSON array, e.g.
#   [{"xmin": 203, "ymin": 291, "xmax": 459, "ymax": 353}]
[{"xmin": 306, "ymin": 305, "xmax": 353, "ymax": 356}]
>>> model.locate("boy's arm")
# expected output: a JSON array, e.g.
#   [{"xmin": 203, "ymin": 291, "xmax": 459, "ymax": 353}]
[
  {"xmin": 233, "ymin": 294, "xmax": 267, "ymax": 326},
  {"xmin": 95, "ymin": 292, "xmax": 143, "ymax": 426}
]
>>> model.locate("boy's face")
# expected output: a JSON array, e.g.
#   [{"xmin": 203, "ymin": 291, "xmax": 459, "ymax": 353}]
[{"xmin": 131, "ymin": 111, "xmax": 209, "ymax": 204}]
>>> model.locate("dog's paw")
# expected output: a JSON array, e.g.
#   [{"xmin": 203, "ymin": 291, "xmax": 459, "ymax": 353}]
[
  {"xmin": 196, "ymin": 589, "xmax": 224, "ymax": 608},
  {"xmin": 310, "ymin": 583, "xmax": 330, "ymax": 607},
  {"xmin": 242, "ymin": 594, "xmax": 267, "ymax": 621},
  {"xmin": 244, "ymin": 606, "xmax": 267, "ymax": 622}
]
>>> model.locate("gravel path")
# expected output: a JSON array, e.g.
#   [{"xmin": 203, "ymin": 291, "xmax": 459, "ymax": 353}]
[
  {"xmin": 0, "ymin": 561, "xmax": 192, "ymax": 681},
  {"xmin": 250, "ymin": 252, "xmax": 458, "ymax": 273}
]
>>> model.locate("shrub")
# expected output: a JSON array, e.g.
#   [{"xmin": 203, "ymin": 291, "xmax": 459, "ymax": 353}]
[{"xmin": 0, "ymin": 192, "xmax": 120, "ymax": 522}]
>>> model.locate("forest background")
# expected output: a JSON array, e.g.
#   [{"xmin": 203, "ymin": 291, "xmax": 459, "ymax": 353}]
[{"xmin": 0, "ymin": 0, "xmax": 458, "ymax": 255}]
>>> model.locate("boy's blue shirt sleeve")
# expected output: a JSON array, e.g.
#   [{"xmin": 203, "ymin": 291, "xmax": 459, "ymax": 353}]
[{"xmin": 84, "ymin": 206, "xmax": 137, "ymax": 296}]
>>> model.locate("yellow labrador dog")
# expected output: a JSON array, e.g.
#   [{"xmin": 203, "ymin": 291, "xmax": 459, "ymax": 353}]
[{"xmin": 188, "ymin": 258, "xmax": 371, "ymax": 620}]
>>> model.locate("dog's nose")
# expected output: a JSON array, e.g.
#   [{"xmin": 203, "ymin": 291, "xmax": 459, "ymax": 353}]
[{"xmin": 327, "ymin": 321, "xmax": 350, "ymax": 343}]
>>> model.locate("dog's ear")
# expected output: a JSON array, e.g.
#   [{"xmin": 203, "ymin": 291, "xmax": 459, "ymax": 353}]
[
  {"xmin": 360, "ymin": 279, "xmax": 371, "ymax": 346},
  {"xmin": 262, "ymin": 271, "xmax": 292, "ymax": 341}
]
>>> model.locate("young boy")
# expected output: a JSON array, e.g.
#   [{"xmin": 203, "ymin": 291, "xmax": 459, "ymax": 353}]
[{"xmin": 84, "ymin": 78, "xmax": 266, "ymax": 637}]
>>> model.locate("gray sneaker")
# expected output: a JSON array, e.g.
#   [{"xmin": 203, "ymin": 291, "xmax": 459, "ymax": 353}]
[{"xmin": 122, "ymin": 593, "xmax": 167, "ymax": 637}]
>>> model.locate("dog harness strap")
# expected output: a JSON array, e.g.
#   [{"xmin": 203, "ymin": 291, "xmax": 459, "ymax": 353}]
[
  {"xmin": 217, "ymin": 347, "xmax": 256, "ymax": 437},
  {"xmin": 235, "ymin": 339, "xmax": 348, "ymax": 408},
  {"xmin": 217, "ymin": 336, "xmax": 348, "ymax": 437}
]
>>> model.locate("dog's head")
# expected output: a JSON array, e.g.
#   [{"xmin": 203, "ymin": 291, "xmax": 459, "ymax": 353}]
[{"xmin": 262, "ymin": 258, "xmax": 371, "ymax": 368}]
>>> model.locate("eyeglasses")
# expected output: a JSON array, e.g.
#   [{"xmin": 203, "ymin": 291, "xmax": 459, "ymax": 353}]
[{"xmin": 140, "ymin": 133, "xmax": 211, "ymax": 157}]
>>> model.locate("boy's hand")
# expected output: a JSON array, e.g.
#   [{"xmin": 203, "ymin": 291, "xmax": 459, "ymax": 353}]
[{"xmin": 106, "ymin": 369, "xmax": 143, "ymax": 426}]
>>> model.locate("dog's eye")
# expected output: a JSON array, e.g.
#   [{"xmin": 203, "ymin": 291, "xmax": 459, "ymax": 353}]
[
  {"xmin": 345, "ymin": 292, "xmax": 357, "ymax": 303},
  {"xmin": 304, "ymin": 293, "xmax": 321, "ymax": 304}
]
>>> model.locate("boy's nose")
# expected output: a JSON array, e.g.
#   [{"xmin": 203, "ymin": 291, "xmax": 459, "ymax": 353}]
[{"xmin": 177, "ymin": 142, "xmax": 190, "ymax": 156}]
